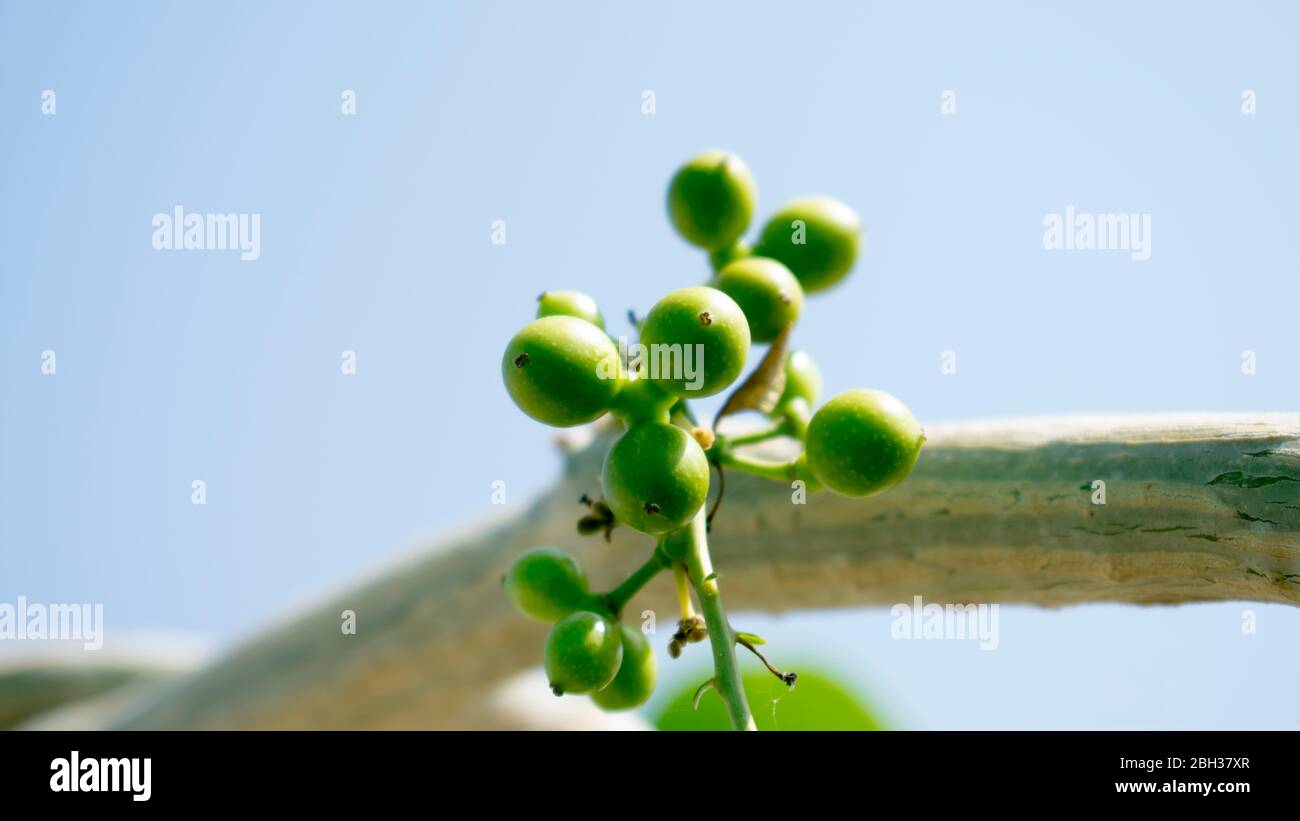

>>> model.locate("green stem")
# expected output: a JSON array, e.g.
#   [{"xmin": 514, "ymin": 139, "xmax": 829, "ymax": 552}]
[
  {"xmin": 714, "ymin": 448, "xmax": 799, "ymax": 483},
  {"xmin": 673, "ymin": 562, "xmax": 694, "ymax": 619},
  {"xmin": 780, "ymin": 398, "xmax": 812, "ymax": 440},
  {"xmin": 679, "ymin": 510, "xmax": 755, "ymax": 731},
  {"xmin": 708, "ymin": 241, "xmax": 751, "ymax": 273},
  {"xmin": 611, "ymin": 377, "xmax": 675, "ymax": 426},
  {"xmin": 720, "ymin": 420, "xmax": 789, "ymax": 448},
  {"xmin": 602, "ymin": 547, "xmax": 670, "ymax": 617}
]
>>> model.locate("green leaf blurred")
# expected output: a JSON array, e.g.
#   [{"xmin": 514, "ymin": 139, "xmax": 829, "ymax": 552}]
[{"xmin": 652, "ymin": 669, "xmax": 883, "ymax": 730}]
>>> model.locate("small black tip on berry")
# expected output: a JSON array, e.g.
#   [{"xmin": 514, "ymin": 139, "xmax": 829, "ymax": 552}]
[
  {"xmin": 698, "ymin": 311, "xmax": 712, "ymax": 326},
  {"xmin": 550, "ymin": 683, "xmax": 564, "ymax": 697},
  {"xmin": 643, "ymin": 501, "xmax": 661, "ymax": 515},
  {"xmin": 537, "ymin": 291, "xmax": 548, "ymax": 302},
  {"xmin": 514, "ymin": 353, "xmax": 530, "ymax": 368}
]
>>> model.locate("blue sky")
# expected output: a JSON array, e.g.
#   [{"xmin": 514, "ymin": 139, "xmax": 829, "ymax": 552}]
[{"xmin": 1, "ymin": 1, "xmax": 1296, "ymax": 728}]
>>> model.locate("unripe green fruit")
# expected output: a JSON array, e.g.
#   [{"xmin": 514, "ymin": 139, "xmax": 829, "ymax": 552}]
[
  {"xmin": 502, "ymin": 316, "xmax": 622, "ymax": 427},
  {"xmin": 806, "ymin": 389, "xmax": 924, "ymax": 497},
  {"xmin": 602, "ymin": 422, "xmax": 710, "ymax": 534},
  {"xmin": 753, "ymin": 196, "xmax": 861, "ymax": 293},
  {"xmin": 713, "ymin": 257, "xmax": 804, "ymax": 343},
  {"xmin": 591, "ymin": 623, "xmax": 657, "ymax": 710},
  {"xmin": 503, "ymin": 547, "xmax": 590, "ymax": 622},
  {"xmin": 638, "ymin": 286, "xmax": 750, "ymax": 398},
  {"xmin": 666, "ymin": 150, "xmax": 757, "ymax": 251},
  {"xmin": 536, "ymin": 290, "xmax": 605, "ymax": 330},
  {"xmin": 778, "ymin": 350, "xmax": 822, "ymax": 408},
  {"xmin": 544, "ymin": 611, "xmax": 623, "ymax": 696}
]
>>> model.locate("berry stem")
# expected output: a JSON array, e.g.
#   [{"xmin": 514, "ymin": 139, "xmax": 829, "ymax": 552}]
[
  {"xmin": 673, "ymin": 562, "xmax": 694, "ymax": 620},
  {"xmin": 713, "ymin": 449, "xmax": 798, "ymax": 483},
  {"xmin": 611, "ymin": 377, "xmax": 676, "ymax": 426},
  {"xmin": 780, "ymin": 399, "xmax": 811, "ymax": 439},
  {"xmin": 718, "ymin": 420, "xmax": 790, "ymax": 448},
  {"xmin": 679, "ymin": 509, "xmax": 756, "ymax": 731},
  {"xmin": 602, "ymin": 546, "xmax": 671, "ymax": 617}
]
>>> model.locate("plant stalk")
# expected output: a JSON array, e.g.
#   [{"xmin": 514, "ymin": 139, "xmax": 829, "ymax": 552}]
[
  {"xmin": 714, "ymin": 448, "xmax": 798, "ymax": 483},
  {"xmin": 673, "ymin": 563, "xmax": 694, "ymax": 619},
  {"xmin": 719, "ymin": 420, "xmax": 789, "ymax": 448},
  {"xmin": 679, "ymin": 509, "xmax": 756, "ymax": 730},
  {"xmin": 603, "ymin": 547, "xmax": 669, "ymax": 616}
]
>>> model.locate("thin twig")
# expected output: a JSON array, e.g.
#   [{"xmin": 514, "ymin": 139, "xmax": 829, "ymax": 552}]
[
  {"xmin": 737, "ymin": 637, "xmax": 797, "ymax": 686},
  {"xmin": 706, "ymin": 459, "xmax": 726, "ymax": 532}
]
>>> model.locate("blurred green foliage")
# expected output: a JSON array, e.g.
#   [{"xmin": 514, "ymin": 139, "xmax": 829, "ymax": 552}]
[{"xmin": 652, "ymin": 668, "xmax": 883, "ymax": 730}]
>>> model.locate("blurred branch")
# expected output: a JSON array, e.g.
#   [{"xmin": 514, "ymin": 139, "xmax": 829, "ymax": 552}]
[
  {"xmin": 85, "ymin": 413, "xmax": 1298, "ymax": 729},
  {"xmin": 1, "ymin": 649, "xmax": 195, "ymax": 729}
]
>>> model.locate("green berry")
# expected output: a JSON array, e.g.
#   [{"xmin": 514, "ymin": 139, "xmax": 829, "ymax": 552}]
[
  {"xmin": 666, "ymin": 150, "xmax": 757, "ymax": 251},
  {"xmin": 592, "ymin": 623, "xmax": 657, "ymax": 711},
  {"xmin": 638, "ymin": 286, "xmax": 750, "ymax": 399},
  {"xmin": 778, "ymin": 350, "xmax": 822, "ymax": 408},
  {"xmin": 536, "ymin": 290, "xmax": 605, "ymax": 330},
  {"xmin": 502, "ymin": 316, "xmax": 622, "ymax": 427},
  {"xmin": 602, "ymin": 422, "xmax": 709, "ymax": 534},
  {"xmin": 713, "ymin": 257, "xmax": 803, "ymax": 343},
  {"xmin": 503, "ymin": 547, "xmax": 590, "ymax": 622},
  {"xmin": 544, "ymin": 611, "xmax": 623, "ymax": 696},
  {"xmin": 805, "ymin": 389, "xmax": 924, "ymax": 497},
  {"xmin": 753, "ymin": 196, "xmax": 861, "ymax": 293}
]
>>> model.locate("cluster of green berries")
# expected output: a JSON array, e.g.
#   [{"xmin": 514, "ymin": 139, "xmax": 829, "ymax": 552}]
[
  {"xmin": 500, "ymin": 150, "xmax": 925, "ymax": 710},
  {"xmin": 503, "ymin": 547, "xmax": 656, "ymax": 708}
]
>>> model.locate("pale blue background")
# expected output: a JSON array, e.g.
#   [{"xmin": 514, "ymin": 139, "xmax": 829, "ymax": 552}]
[{"xmin": 1, "ymin": 1, "xmax": 1296, "ymax": 728}]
